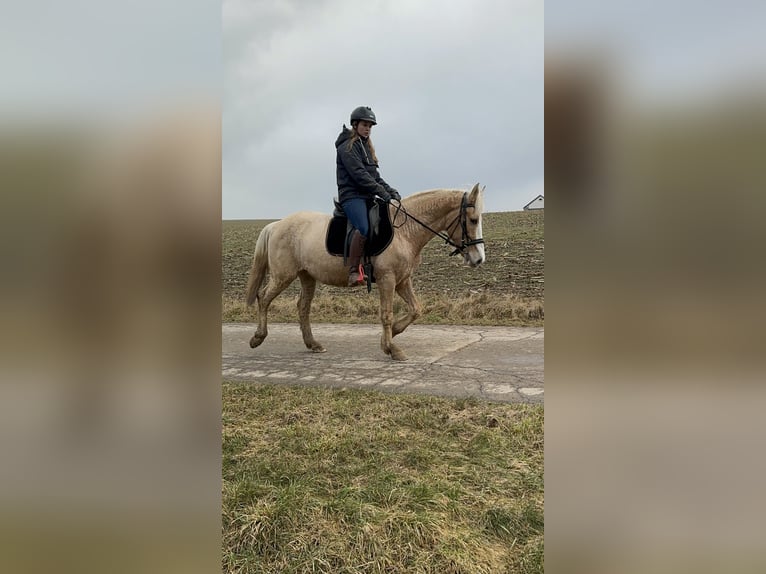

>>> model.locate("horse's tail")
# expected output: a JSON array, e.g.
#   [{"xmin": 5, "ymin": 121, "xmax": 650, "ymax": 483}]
[{"xmin": 245, "ymin": 223, "xmax": 273, "ymax": 306}]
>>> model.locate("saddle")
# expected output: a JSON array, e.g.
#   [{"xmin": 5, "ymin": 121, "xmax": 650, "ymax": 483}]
[{"xmin": 325, "ymin": 198, "xmax": 394, "ymax": 290}]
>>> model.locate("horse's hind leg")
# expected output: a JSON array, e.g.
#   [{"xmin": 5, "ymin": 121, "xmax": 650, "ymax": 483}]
[
  {"xmin": 297, "ymin": 271, "xmax": 326, "ymax": 353},
  {"xmin": 249, "ymin": 274, "xmax": 294, "ymax": 349},
  {"xmin": 392, "ymin": 277, "xmax": 422, "ymax": 337}
]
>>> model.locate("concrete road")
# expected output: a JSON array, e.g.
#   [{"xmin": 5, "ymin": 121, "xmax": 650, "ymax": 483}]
[{"xmin": 223, "ymin": 323, "xmax": 543, "ymax": 404}]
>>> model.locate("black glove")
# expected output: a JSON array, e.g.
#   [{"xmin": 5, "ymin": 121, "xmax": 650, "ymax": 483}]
[
  {"xmin": 389, "ymin": 189, "xmax": 401, "ymax": 201},
  {"xmin": 376, "ymin": 187, "xmax": 392, "ymax": 201}
]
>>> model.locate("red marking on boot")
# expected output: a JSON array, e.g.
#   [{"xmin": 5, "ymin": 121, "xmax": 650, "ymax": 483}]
[{"xmin": 358, "ymin": 264, "xmax": 365, "ymax": 282}]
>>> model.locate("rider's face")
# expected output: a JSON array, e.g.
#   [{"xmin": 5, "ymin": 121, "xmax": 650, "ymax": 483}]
[{"xmin": 356, "ymin": 120, "xmax": 373, "ymax": 138}]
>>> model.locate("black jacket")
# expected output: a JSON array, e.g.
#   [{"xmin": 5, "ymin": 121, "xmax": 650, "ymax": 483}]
[{"xmin": 335, "ymin": 126, "xmax": 394, "ymax": 202}]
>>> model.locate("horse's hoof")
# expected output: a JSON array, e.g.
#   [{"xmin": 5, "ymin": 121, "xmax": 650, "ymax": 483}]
[
  {"xmin": 390, "ymin": 349, "xmax": 407, "ymax": 361},
  {"xmin": 249, "ymin": 335, "xmax": 265, "ymax": 348},
  {"xmin": 311, "ymin": 345, "xmax": 327, "ymax": 353}
]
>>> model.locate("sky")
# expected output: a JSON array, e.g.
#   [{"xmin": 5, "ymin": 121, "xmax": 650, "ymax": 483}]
[
  {"xmin": 0, "ymin": 1, "xmax": 220, "ymax": 117},
  {"xmin": 222, "ymin": 0, "xmax": 544, "ymax": 219},
  {"xmin": 545, "ymin": 0, "xmax": 766, "ymax": 106},
  {"xmin": 2, "ymin": 1, "xmax": 764, "ymax": 220}
]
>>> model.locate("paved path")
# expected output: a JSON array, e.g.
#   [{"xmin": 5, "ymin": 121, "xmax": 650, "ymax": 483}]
[{"xmin": 223, "ymin": 323, "xmax": 543, "ymax": 404}]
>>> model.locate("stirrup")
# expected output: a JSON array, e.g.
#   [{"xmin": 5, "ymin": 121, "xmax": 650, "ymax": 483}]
[{"xmin": 348, "ymin": 264, "xmax": 365, "ymax": 286}]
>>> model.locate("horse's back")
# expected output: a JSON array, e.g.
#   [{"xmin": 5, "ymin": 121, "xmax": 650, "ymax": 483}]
[
  {"xmin": 271, "ymin": 211, "xmax": 330, "ymax": 243},
  {"xmin": 267, "ymin": 211, "xmax": 333, "ymax": 264}
]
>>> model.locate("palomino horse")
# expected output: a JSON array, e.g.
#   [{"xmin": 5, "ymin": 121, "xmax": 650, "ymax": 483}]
[{"xmin": 245, "ymin": 183, "xmax": 486, "ymax": 361}]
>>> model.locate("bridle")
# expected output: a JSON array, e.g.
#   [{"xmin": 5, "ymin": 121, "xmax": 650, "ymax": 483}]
[{"xmin": 388, "ymin": 192, "xmax": 485, "ymax": 256}]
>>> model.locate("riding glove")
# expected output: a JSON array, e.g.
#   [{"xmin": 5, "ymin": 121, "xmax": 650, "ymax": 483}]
[{"xmin": 389, "ymin": 189, "xmax": 401, "ymax": 201}]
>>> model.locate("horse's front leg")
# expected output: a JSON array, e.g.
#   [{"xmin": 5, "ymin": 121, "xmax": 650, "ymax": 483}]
[
  {"xmin": 392, "ymin": 277, "xmax": 422, "ymax": 337},
  {"xmin": 378, "ymin": 278, "xmax": 407, "ymax": 361}
]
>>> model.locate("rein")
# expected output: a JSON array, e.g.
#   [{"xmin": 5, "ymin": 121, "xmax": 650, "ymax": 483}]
[{"xmin": 386, "ymin": 192, "xmax": 484, "ymax": 256}]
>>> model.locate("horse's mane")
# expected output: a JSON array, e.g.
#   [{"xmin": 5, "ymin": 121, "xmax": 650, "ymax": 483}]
[{"xmin": 403, "ymin": 188, "xmax": 483, "ymax": 213}]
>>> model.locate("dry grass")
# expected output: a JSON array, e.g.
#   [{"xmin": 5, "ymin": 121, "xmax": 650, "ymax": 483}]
[
  {"xmin": 222, "ymin": 383, "xmax": 544, "ymax": 573},
  {"xmin": 222, "ymin": 210, "xmax": 544, "ymax": 327},
  {"xmin": 223, "ymin": 291, "xmax": 543, "ymax": 326}
]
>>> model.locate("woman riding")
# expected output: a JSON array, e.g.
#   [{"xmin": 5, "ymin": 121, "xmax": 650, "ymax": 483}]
[{"xmin": 335, "ymin": 106, "xmax": 401, "ymax": 286}]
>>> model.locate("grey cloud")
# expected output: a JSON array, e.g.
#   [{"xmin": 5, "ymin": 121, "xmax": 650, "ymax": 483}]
[{"xmin": 224, "ymin": 0, "xmax": 544, "ymax": 219}]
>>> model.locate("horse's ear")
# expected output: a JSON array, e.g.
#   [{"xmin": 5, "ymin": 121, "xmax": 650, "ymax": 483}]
[{"xmin": 469, "ymin": 182, "xmax": 480, "ymax": 200}]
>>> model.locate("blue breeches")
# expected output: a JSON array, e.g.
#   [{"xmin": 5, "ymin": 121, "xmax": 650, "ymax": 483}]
[{"xmin": 340, "ymin": 198, "xmax": 370, "ymax": 238}]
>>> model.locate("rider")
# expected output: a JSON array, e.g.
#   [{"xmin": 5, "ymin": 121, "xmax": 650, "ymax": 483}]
[{"xmin": 335, "ymin": 106, "xmax": 401, "ymax": 286}]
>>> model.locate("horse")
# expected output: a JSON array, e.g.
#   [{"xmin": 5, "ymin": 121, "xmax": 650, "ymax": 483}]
[{"xmin": 245, "ymin": 183, "xmax": 486, "ymax": 361}]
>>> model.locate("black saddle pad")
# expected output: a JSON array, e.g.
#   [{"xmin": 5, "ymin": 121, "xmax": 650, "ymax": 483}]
[{"xmin": 325, "ymin": 200, "xmax": 394, "ymax": 257}]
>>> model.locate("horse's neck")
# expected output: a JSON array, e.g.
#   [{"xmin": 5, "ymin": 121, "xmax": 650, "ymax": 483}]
[{"xmin": 397, "ymin": 191, "xmax": 461, "ymax": 252}]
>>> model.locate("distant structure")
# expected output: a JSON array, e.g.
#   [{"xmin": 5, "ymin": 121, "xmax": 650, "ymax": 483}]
[{"xmin": 523, "ymin": 195, "xmax": 544, "ymax": 210}]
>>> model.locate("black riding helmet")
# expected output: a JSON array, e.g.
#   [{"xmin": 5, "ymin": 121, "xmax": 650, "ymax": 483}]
[{"xmin": 350, "ymin": 106, "xmax": 377, "ymax": 125}]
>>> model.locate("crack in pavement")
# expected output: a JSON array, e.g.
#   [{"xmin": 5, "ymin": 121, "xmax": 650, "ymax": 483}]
[
  {"xmin": 222, "ymin": 323, "xmax": 543, "ymax": 403},
  {"xmin": 424, "ymin": 329, "xmax": 485, "ymax": 364}
]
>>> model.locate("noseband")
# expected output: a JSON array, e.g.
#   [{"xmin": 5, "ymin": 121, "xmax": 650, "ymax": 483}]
[
  {"xmin": 390, "ymin": 192, "xmax": 484, "ymax": 256},
  {"xmin": 445, "ymin": 192, "xmax": 486, "ymax": 256}
]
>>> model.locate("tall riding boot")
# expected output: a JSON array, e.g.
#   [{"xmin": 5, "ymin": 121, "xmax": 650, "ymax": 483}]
[{"xmin": 347, "ymin": 230, "xmax": 367, "ymax": 287}]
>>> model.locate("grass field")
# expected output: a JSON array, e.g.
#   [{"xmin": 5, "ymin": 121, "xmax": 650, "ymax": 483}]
[
  {"xmin": 222, "ymin": 210, "xmax": 544, "ymax": 326},
  {"xmin": 222, "ymin": 208, "xmax": 544, "ymax": 572},
  {"xmin": 223, "ymin": 384, "xmax": 544, "ymax": 573}
]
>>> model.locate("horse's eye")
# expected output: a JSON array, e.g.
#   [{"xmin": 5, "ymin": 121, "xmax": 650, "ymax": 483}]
[{"xmin": 470, "ymin": 218, "xmax": 479, "ymax": 225}]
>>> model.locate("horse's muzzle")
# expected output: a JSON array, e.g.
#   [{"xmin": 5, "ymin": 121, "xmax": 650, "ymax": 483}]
[{"xmin": 465, "ymin": 252, "xmax": 485, "ymax": 267}]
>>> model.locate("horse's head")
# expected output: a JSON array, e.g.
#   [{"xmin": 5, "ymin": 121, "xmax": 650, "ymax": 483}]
[{"xmin": 447, "ymin": 183, "xmax": 486, "ymax": 267}]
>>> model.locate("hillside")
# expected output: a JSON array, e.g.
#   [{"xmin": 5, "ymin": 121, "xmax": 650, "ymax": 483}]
[{"xmin": 222, "ymin": 210, "xmax": 544, "ymax": 326}]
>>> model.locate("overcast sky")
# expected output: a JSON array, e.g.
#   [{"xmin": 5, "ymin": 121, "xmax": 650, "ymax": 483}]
[
  {"xmin": 3, "ymin": 1, "xmax": 764, "ymax": 220},
  {"xmin": 0, "ymin": 1, "xmax": 219, "ymax": 118},
  {"xmin": 545, "ymin": 0, "xmax": 766, "ymax": 105},
  {"xmin": 222, "ymin": 0, "xmax": 544, "ymax": 219}
]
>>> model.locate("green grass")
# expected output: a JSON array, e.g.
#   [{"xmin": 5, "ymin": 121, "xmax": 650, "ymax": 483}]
[
  {"xmin": 222, "ymin": 210, "xmax": 544, "ymax": 327},
  {"xmin": 222, "ymin": 383, "xmax": 544, "ymax": 574}
]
